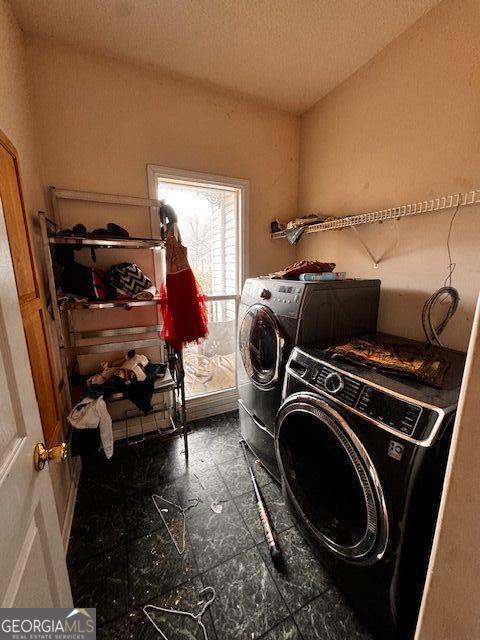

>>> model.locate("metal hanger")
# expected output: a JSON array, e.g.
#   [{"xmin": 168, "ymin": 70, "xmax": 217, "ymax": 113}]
[{"xmin": 143, "ymin": 586, "xmax": 216, "ymax": 640}]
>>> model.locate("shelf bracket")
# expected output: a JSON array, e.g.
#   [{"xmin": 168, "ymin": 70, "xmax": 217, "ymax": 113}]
[
  {"xmin": 350, "ymin": 226, "xmax": 380, "ymax": 268},
  {"xmin": 350, "ymin": 218, "xmax": 401, "ymax": 268}
]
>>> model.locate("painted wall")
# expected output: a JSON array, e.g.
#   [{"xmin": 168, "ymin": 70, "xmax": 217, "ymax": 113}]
[
  {"xmin": 296, "ymin": 0, "xmax": 480, "ymax": 352},
  {"xmin": 21, "ymin": 34, "xmax": 299, "ymax": 532},
  {"xmin": 0, "ymin": 0, "xmax": 75, "ymax": 535},
  {"xmin": 25, "ymin": 37, "xmax": 299, "ymax": 278}
]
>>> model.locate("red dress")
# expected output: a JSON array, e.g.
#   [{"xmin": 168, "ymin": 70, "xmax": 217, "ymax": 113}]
[{"xmin": 161, "ymin": 231, "xmax": 208, "ymax": 351}]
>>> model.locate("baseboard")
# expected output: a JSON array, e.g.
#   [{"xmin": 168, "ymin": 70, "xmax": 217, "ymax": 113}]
[
  {"xmin": 62, "ymin": 458, "xmax": 81, "ymax": 552},
  {"xmin": 186, "ymin": 390, "xmax": 239, "ymax": 422}
]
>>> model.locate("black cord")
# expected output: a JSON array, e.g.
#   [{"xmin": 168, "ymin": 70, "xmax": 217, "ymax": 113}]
[
  {"xmin": 422, "ymin": 196, "xmax": 461, "ymax": 346},
  {"xmin": 422, "ymin": 287, "xmax": 459, "ymax": 347}
]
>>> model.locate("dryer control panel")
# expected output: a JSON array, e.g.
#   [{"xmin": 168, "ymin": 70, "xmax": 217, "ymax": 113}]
[
  {"xmin": 240, "ymin": 278, "xmax": 305, "ymax": 317},
  {"xmin": 287, "ymin": 351, "xmax": 440, "ymax": 441}
]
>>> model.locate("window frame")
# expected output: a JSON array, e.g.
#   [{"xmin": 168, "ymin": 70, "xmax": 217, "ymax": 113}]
[{"xmin": 147, "ymin": 164, "xmax": 249, "ymax": 417}]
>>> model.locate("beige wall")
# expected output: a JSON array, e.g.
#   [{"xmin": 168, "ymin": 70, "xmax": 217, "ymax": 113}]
[
  {"xmin": 20, "ymin": 34, "xmax": 299, "ymax": 533},
  {"xmin": 0, "ymin": 0, "xmax": 75, "ymax": 534},
  {"xmin": 297, "ymin": 0, "xmax": 480, "ymax": 352},
  {"xmin": 25, "ymin": 37, "xmax": 299, "ymax": 277},
  {"xmin": 0, "ymin": 0, "xmax": 41, "ymax": 210}
]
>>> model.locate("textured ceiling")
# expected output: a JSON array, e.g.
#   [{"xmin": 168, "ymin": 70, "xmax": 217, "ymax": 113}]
[{"xmin": 11, "ymin": 0, "xmax": 440, "ymax": 113}]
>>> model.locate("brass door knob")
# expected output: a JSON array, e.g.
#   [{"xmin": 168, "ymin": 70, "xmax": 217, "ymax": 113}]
[{"xmin": 34, "ymin": 442, "xmax": 68, "ymax": 471}]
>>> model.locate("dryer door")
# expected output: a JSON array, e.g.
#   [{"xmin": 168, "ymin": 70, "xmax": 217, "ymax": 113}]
[
  {"xmin": 276, "ymin": 393, "xmax": 389, "ymax": 562},
  {"xmin": 239, "ymin": 304, "xmax": 284, "ymax": 389}
]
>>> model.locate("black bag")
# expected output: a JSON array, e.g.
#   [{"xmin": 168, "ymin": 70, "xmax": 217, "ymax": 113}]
[{"xmin": 61, "ymin": 261, "xmax": 108, "ymax": 299}]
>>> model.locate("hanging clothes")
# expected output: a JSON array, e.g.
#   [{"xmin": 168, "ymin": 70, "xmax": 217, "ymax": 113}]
[
  {"xmin": 68, "ymin": 395, "xmax": 113, "ymax": 458},
  {"xmin": 158, "ymin": 207, "xmax": 208, "ymax": 350}
]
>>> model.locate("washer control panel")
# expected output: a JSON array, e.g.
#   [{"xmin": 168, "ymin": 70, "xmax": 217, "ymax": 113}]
[
  {"xmin": 302, "ymin": 360, "xmax": 428, "ymax": 438},
  {"xmin": 357, "ymin": 386, "xmax": 422, "ymax": 436}
]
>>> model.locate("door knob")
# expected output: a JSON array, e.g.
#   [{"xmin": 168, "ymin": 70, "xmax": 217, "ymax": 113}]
[{"xmin": 34, "ymin": 442, "xmax": 68, "ymax": 471}]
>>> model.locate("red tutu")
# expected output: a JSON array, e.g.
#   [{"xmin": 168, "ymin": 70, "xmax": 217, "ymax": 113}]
[{"xmin": 160, "ymin": 233, "xmax": 208, "ymax": 351}]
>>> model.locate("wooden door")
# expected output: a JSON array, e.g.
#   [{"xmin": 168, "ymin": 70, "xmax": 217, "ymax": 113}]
[
  {"xmin": 0, "ymin": 131, "xmax": 61, "ymax": 447},
  {"xmin": 0, "ymin": 185, "xmax": 72, "ymax": 606}
]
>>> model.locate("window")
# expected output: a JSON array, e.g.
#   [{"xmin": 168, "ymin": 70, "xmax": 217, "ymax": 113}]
[{"xmin": 148, "ymin": 166, "xmax": 248, "ymax": 405}]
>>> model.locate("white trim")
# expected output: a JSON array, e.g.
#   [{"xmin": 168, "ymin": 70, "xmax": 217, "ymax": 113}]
[
  {"xmin": 147, "ymin": 164, "xmax": 247, "ymax": 417},
  {"xmin": 186, "ymin": 388, "xmax": 239, "ymax": 422},
  {"xmin": 147, "ymin": 164, "xmax": 249, "ymax": 282},
  {"xmin": 61, "ymin": 459, "xmax": 81, "ymax": 552}
]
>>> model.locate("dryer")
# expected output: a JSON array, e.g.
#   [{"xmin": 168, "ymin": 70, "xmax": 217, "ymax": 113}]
[
  {"xmin": 237, "ymin": 277, "xmax": 380, "ymax": 479},
  {"xmin": 276, "ymin": 338, "xmax": 465, "ymax": 638}
]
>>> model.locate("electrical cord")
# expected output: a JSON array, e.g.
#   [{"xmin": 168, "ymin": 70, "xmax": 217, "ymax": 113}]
[
  {"xmin": 422, "ymin": 286, "xmax": 459, "ymax": 347},
  {"xmin": 422, "ymin": 196, "xmax": 461, "ymax": 346}
]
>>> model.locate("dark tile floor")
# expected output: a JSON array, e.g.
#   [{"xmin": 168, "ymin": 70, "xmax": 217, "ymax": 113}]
[{"xmin": 67, "ymin": 410, "xmax": 372, "ymax": 639}]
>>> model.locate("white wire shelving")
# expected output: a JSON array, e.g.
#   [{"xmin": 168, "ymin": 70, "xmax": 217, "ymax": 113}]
[{"xmin": 271, "ymin": 189, "xmax": 480, "ymax": 239}]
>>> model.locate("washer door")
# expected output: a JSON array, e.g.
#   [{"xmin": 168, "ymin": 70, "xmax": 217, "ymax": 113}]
[
  {"xmin": 276, "ymin": 393, "xmax": 388, "ymax": 561},
  {"xmin": 239, "ymin": 304, "xmax": 284, "ymax": 389}
]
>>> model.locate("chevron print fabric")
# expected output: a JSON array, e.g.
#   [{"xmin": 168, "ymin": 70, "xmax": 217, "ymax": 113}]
[{"xmin": 108, "ymin": 262, "xmax": 153, "ymax": 297}]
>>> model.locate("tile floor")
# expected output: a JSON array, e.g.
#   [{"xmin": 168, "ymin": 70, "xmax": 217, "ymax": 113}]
[{"xmin": 67, "ymin": 410, "xmax": 372, "ymax": 639}]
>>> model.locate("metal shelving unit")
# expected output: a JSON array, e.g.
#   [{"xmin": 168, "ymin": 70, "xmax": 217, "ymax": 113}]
[{"xmin": 39, "ymin": 188, "xmax": 189, "ymax": 456}]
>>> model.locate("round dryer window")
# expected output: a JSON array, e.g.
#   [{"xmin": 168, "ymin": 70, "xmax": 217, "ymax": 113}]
[
  {"xmin": 239, "ymin": 304, "xmax": 284, "ymax": 389},
  {"xmin": 276, "ymin": 394, "xmax": 388, "ymax": 561}
]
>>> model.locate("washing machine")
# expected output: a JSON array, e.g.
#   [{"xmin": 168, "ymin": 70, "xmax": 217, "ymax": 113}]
[
  {"xmin": 237, "ymin": 277, "xmax": 380, "ymax": 479},
  {"xmin": 276, "ymin": 337, "xmax": 466, "ymax": 639}
]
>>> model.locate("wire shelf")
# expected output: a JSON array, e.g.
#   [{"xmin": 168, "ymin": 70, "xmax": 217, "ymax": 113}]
[{"xmin": 271, "ymin": 189, "xmax": 480, "ymax": 239}]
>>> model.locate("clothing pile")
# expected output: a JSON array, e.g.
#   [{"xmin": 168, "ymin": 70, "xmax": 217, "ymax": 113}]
[
  {"xmin": 68, "ymin": 393, "xmax": 113, "ymax": 459},
  {"xmin": 271, "ymin": 214, "xmax": 331, "ymax": 244},
  {"xmin": 59, "ymin": 261, "xmax": 157, "ymax": 302},
  {"xmin": 56, "ymin": 222, "xmax": 129, "ymax": 241},
  {"xmin": 68, "ymin": 351, "xmax": 167, "ymax": 458},
  {"xmin": 269, "ymin": 260, "xmax": 336, "ymax": 280},
  {"xmin": 87, "ymin": 350, "xmax": 167, "ymax": 414},
  {"xmin": 54, "ymin": 223, "xmax": 157, "ymax": 302}
]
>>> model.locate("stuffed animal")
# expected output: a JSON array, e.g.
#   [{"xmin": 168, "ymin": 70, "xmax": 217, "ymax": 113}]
[
  {"xmin": 117, "ymin": 350, "xmax": 149, "ymax": 383},
  {"xmin": 87, "ymin": 351, "xmax": 150, "ymax": 386}
]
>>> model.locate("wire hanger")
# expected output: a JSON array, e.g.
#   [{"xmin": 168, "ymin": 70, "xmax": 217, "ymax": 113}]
[
  {"xmin": 152, "ymin": 494, "xmax": 199, "ymax": 555},
  {"xmin": 143, "ymin": 586, "xmax": 216, "ymax": 640}
]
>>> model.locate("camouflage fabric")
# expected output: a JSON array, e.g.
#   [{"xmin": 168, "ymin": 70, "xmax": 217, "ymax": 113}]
[{"xmin": 327, "ymin": 337, "xmax": 448, "ymax": 388}]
